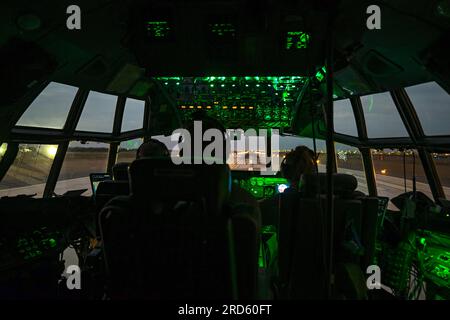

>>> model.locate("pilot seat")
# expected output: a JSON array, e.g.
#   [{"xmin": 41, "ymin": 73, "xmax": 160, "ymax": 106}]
[{"xmin": 98, "ymin": 158, "xmax": 258, "ymax": 299}]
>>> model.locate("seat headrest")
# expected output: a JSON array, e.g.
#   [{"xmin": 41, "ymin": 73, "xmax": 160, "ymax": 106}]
[
  {"xmin": 129, "ymin": 158, "xmax": 231, "ymax": 215},
  {"xmin": 112, "ymin": 162, "xmax": 130, "ymax": 181},
  {"xmin": 300, "ymin": 173, "xmax": 358, "ymax": 198},
  {"xmin": 96, "ymin": 180, "xmax": 130, "ymax": 196}
]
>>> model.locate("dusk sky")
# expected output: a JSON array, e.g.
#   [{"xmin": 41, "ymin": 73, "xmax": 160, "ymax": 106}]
[{"xmin": 15, "ymin": 80, "xmax": 450, "ymax": 151}]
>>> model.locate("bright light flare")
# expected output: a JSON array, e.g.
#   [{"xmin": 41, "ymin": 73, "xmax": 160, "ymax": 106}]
[
  {"xmin": 278, "ymin": 184, "xmax": 289, "ymax": 193},
  {"xmin": 0, "ymin": 143, "xmax": 7, "ymax": 156},
  {"xmin": 45, "ymin": 146, "xmax": 58, "ymax": 159},
  {"xmin": 381, "ymin": 169, "xmax": 387, "ymax": 175}
]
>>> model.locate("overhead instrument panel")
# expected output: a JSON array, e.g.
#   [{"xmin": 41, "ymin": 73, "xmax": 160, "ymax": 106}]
[
  {"xmin": 127, "ymin": 0, "xmax": 328, "ymax": 75},
  {"xmin": 153, "ymin": 76, "xmax": 307, "ymax": 129}
]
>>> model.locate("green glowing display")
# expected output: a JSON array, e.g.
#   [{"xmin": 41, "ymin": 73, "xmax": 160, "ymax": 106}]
[
  {"xmin": 239, "ymin": 177, "xmax": 289, "ymax": 199},
  {"xmin": 286, "ymin": 31, "xmax": 310, "ymax": 50},
  {"xmin": 48, "ymin": 238, "xmax": 56, "ymax": 247},
  {"xmin": 315, "ymin": 66, "xmax": 327, "ymax": 82},
  {"xmin": 259, "ymin": 245, "xmax": 265, "ymax": 268},
  {"xmin": 420, "ymin": 238, "xmax": 427, "ymax": 246},
  {"xmin": 209, "ymin": 23, "xmax": 236, "ymax": 37},
  {"xmin": 146, "ymin": 21, "xmax": 170, "ymax": 38}
]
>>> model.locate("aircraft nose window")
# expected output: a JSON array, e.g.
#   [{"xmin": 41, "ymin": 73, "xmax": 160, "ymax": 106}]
[
  {"xmin": 121, "ymin": 98, "xmax": 145, "ymax": 132},
  {"xmin": 15, "ymin": 82, "xmax": 78, "ymax": 129},
  {"xmin": 334, "ymin": 99, "xmax": 358, "ymax": 137},
  {"xmin": 361, "ymin": 92, "xmax": 409, "ymax": 138},
  {"xmin": 76, "ymin": 91, "xmax": 117, "ymax": 133}
]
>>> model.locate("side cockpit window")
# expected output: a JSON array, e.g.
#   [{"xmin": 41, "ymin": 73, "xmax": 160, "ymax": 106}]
[
  {"xmin": 334, "ymin": 99, "xmax": 358, "ymax": 137},
  {"xmin": 371, "ymin": 149, "xmax": 433, "ymax": 209},
  {"xmin": 76, "ymin": 91, "xmax": 117, "ymax": 133},
  {"xmin": 0, "ymin": 144, "xmax": 57, "ymax": 198},
  {"xmin": 54, "ymin": 141, "xmax": 109, "ymax": 196},
  {"xmin": 361, "ymin": 92, "xmax": 409, "ymax": 138},
  {"xmin": 405, "ymin": 82, "xmax": 450, "ymax": 136},
  {"xmin": 431, "ymin": 153, "xmax": 450, "ymax": 199},
  {"xmin": 121, "ymin": 98, "xmax": 145, "ymax": 132}
]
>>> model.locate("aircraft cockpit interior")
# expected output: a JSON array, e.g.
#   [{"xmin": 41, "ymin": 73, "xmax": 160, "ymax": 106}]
[{"xmin": 0, "ymin": 0, "xmax": 450, "ymax": 304}]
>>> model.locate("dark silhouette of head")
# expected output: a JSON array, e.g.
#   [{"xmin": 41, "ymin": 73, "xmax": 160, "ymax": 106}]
[
  {"xmin": 112, "ymin": 162, "xmax": 130, "ymax": 181},
  {"xmin": 280, "ymin": 145, "xmax": 316, "ymax": 189},
  {"xmin": 136, "ymin": 139, "xmax": 170, "ymax": 159}
]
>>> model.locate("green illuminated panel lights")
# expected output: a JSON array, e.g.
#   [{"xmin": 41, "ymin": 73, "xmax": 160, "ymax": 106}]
[
  {"xmin": 147, "ymin": 21, "xmax": 170, "ymax": 38},
  {"xmin": 286, "ymin": 31, "xmax": 310, "ymax": 50},
  {"xmin": 210, "ymin": 23, "xmax": 236, "ymax": 37},
  {"xmin": 154, "ymin": 76, "xmax": 304, "ymax": 128},
  {"xmin": 239, "ymin": 177, "xmax": 289, "ymax": 199},
  {"xmin": 315, "ymin": 66, "xmax": 327, "ymax": 82},
  {"xmin": 249, "ymin": 177, "xmax": 288, "ymax": 186},
  {"xmin": 196, "ymin": 76, "xmax": 306, "ymax": 88}
]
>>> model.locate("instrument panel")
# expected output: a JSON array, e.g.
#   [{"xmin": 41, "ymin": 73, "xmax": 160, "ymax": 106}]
[
  {"xmin": 421, "ymin": 231, "xmax": 450, "ymax": 292},
  {"xmin": 154, "ymin": 76, "xmax": 306, "ymax": 129},
  {"xmin": 0, "ymin": 227, "xmax": 64, "ymax": 273},
  {"xmin": 232, "ymin": 171, "xmax": 289, "ymax": 199}
]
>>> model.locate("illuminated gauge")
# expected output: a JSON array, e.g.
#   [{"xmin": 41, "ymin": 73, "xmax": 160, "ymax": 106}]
[
  {"xmin": 251, "ymin": 187, "xmax": 263, "ymax": 198},
  {"xmin": 250, "ymin": 178, "xmax": 257, "ymax": 186},
  {"xmin": 257, "ymin": 178, "xmax": 264, "ymax": 186},
  {"xmin": 264, "ymin": 187, "xmax": 274, "ymax": 197}
]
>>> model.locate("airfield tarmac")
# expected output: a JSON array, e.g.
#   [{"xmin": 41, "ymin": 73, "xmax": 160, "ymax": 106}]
[{"xmin": 0, "ymin": 151, "xmax": 449, "ymax": 209}]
